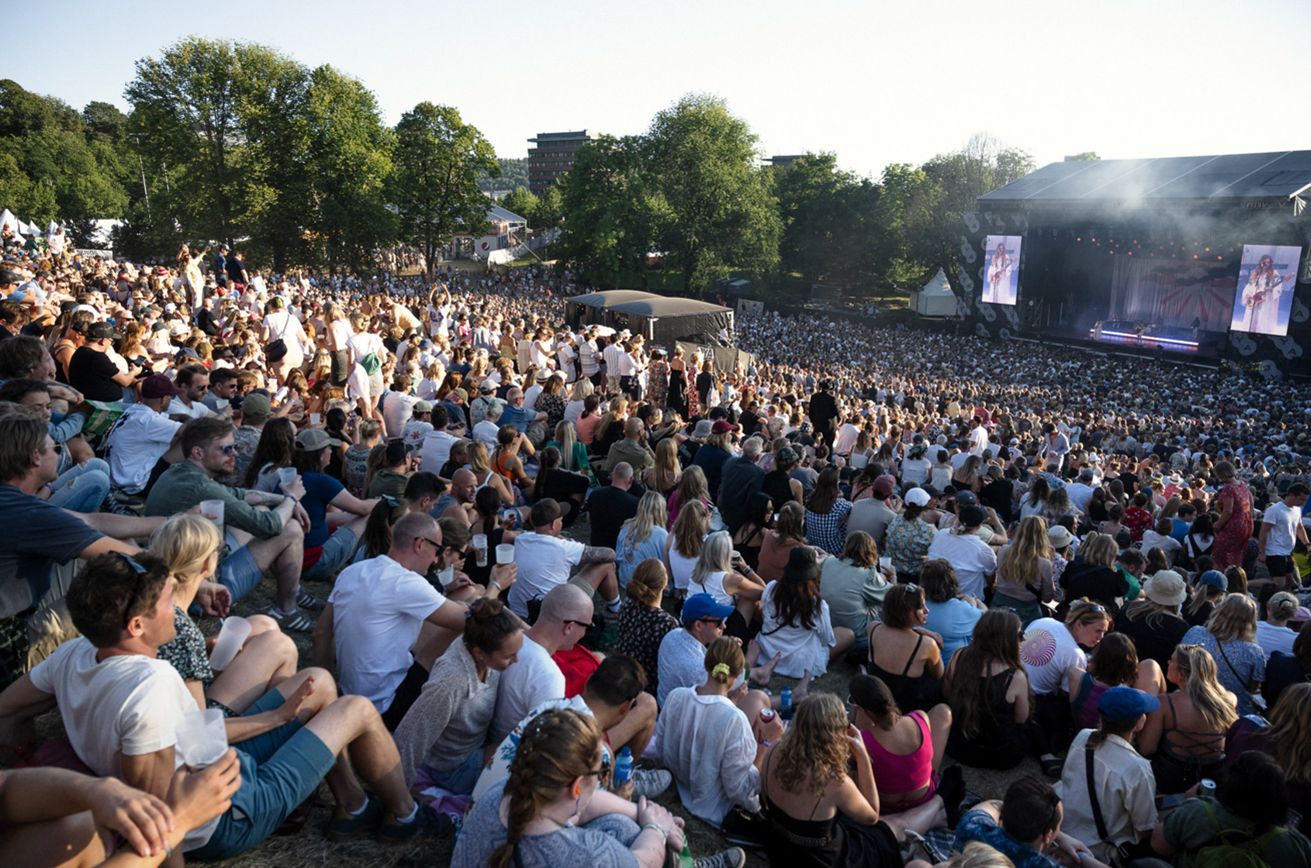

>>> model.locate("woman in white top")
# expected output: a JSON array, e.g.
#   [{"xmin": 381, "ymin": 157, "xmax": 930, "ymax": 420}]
[
  {"xmin": 848, "ymin": 430, "xmax": 875, "ymax": 470},
  {"xmin": 346, "ymin": 312, "xmax": 386, "ymax": 421},
  {"xmin": 757, "ymin": 546, "xmax": 854, "ymax": 679},
  {"xmin": 664, "ymin": 500, "xmax": 709, "ymax": 595},
  {"xmin": 688, "ymin": 531, "xmax": 765, "ymax": 639},
  {"xmin": 900, "ymin": 442, "xmax": 932, "ymax": 485},
  {"xmin": 563, "ymin": 378, "xmax": 593, "ymax": 425},
  {"xmin": 260, "ymin": 297, "xmax": 308, "ymax": 386},
  {"xmin": 656, "ymin": 637, "xmax": 781, "ymax": 828},
  {"xmin": 324, "ymin": 302, "xmax": 354, "ymax": 386},
  {"xmin": 929, "ymin": 449, "xmax": 954, "ymax": 492}
]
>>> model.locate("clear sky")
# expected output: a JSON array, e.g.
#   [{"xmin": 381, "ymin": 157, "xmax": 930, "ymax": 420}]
[{"xmin": 10, "ymin": 0, "xmax": 1311, "ymax": 181}]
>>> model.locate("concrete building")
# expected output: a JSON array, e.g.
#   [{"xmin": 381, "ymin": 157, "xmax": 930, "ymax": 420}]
[{"xmin": 527, "ymin": 130, "xmax": 595, "ymax": 195}]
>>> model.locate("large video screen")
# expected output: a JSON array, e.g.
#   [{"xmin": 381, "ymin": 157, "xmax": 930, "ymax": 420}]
[
  {"xmin": 982, "ymin": 235, "xmax": 1021, "ymax": 305},
  {"xmin": 1230, "ymin": 244, "xmax": 1302, "ymax": 336}
]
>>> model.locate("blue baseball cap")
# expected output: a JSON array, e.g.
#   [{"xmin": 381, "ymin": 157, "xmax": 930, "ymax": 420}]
[
  {"xmin": 1198, "ymin": 570, "xmax": 1228, "ymax": 592},
  {"xmin": 681, "ymin": 593, "xmax": 734, "ymax": 624},
  {"xmin": 1097, "ymin": 686, "xmax": 1159, "ymax": 722}
]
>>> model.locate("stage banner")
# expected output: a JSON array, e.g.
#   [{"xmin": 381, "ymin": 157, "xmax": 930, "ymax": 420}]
[{"xmin": 1108, "ymin": 257, "xmax": 1235, "ymax": 332}]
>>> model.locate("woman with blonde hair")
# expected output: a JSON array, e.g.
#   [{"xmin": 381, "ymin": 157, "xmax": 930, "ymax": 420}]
[
  {"xmin": 544, "ymin": 420, "xmax": 587, "ymax": 472},
  {"xmin": 1181, "ymin": 592, "xmax": 1266, "ymax": 715},
  {"xmin": 563, "ymin": 377, "xmax": 593, "ymax": 425},
  {"xmin": 642, "ymin": 438, "xmax": 682, "ymax": 496},
  {"xmin": 1227, "ymin": 682, "xmax": 1311, "ymax": 836},
  {"xmin": 468, "ymin": 439, "xmax": 515, "ymax": 505},
  {"xmin": 151, "ymin": 514, "xmax": 300, "ymax": 722},
  {"xmin": 454, "ymin": 707, "xmax": 706, "ymax": 868},
  {"xmin": 1139, "ymin": 644, "xmax": 1238, "ymax": 794},
  {"xmin": 657, "ymin": 636, "xmax": 777, "ymax": 829},
  {"xmin": 1059, "ymin": 532, "xmax": 1130, "ymax": 610},
  {"xmin": 664, "ymin": 499, "xmax": 710, "ymax": 595},
  {"xmin": 759, "ymin": 693, "xmax": 945, "ymax": 868},
  {"xmin": 991, "ymin": 516, "xmax": 1057, "ymax": 627},
  {"xmin": 591, "ymin": 396, "xmax": 629, "ymax": 458},
  {"xmin": 689, "ymin": 531, "xmax": 766, "ymax": 638},
  {"xmin": 616, "ymin": 491, "xmax": 669, "ymax": 589}
]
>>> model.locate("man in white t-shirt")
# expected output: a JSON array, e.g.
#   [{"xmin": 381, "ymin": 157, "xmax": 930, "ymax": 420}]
[
  {"xmin": 381, "ymin": 373, "xmax": 422, "ymax": 441},
  {"xmin": 490, "ymin": 583, "xmax": 589, "ymax": 741},
  {"xmin": 926, "ymin": 506, "xmax": 998, "ymax": 598},
  {"xmin": 506, "ymin": 498, "xmax": 620, "ymax": 619},
  {"xmin": 0, "ymin": 550, "xmax": 455, "ymax": 861},
  {"xmin": 167, "ymin": 365, "xmax": 212, "ymax": 421},
  {"xmin": 473, "ymin": 399, "xmax": 504, "ymax": 449},
  {"xmin": 104, "ymin": 374, "xmax": 186, "ymax": 495},
  {"xmin": 1258, "ymin": 483, "xmax": 1309, "ymax": 590},
  {"xmin": 418, "ymin": 405, "xmax": 462, "ymax": 475},
  {"xmin": 315, "ymin": 512, "xmax": 511, "ymax": 730},
  {"xmin": 968, "ymin": 418, "xmax": 989, "ymax": 457}
]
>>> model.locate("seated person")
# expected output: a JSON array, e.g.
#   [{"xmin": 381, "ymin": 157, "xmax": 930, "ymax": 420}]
[
  {"xmin": 657, "ymin": 637, "xmax": 781, "ymax": 828},
  {"xmin": 1055, "ymin": 686, "xmax": 1159, "ymax": 864},
  {"xmin": 756, "ymin": 545, "xmax": 853, "ymax": 676},
  {"xmin": 313, "ymin": 512, "xmax": 511, "ymax": 730},
  {"xmin": 284, "ymin": 427, "xmax": 378, "ymax": 581},
  {"xmin": 472, "ymin": 654, "xmax": 671, "ymax": 803},
  {"xmin": 394, "ymin": 598, "xmax": 523, "ymax": 795},
  {"xmin": 1137, "ymin": 643, "xmax": 1237, "ymax": 795},
  {"xmin": 451, "ymin": 708, "xmax": 741, "ymax": 868},
  {"xmin": 656, "ymin": 593, "xmax": 781, "ymax": 709},
  {"xmin": 1065, "ymin": 632, "xmax": 1164, "ymax": 731},
  {"xmin": 1151, "ymin": 750, "xmax": 1311, "ymax": 866},
  {"xmin": 955, "ymin": 777, "xmax": 1111, "ymax": 868},
  {"xmin": 0, "ymin": 552, "xmax": 455, "ymax": 864},
  {"xmin": 0, "ymin": 756, "xmax": 239, "ymax": 868},
  {"xmin": 761, "ymin": 693, "xmax": 947, "ymax": 868},
  {"xmin": 944, "ymin": 609, "xmax": 1036, "ymax": 771},
  {"xmin": 144, "ymin": 416, "xmax": 312, "ymax": 629},
  {"xmin": 151, "ymin": 514, "xmax": 299, "ymax": 719},
  {"xmin": 506, "ymin": 498, "xmax": 619, "ymax": 619},
  {"xmin": 848, "ymin": 674, "xmax": 959, "ymax": 820},
  {"xmin": 866, "ymin": 583, "xmax": 944, "ymax": 714}
]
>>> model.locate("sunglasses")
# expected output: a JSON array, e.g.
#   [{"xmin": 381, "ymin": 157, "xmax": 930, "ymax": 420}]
[
  {"xmin": 696, "ymin": 617, "xmax": 724, "ymax": 627},
  {"xmin": 589, "ymin": 753, "xmax": 613, "ymax": 787},
  {"xmin": 216, "ymin": 444, "xmax": 237, "ymax": 456},
  {"xmin": 115, "ymin": 552, "xmax": 149, "ymax": 628},
  {"xmin": 564, "ymin": 619, "xmax": 592, "ymax": 631}
]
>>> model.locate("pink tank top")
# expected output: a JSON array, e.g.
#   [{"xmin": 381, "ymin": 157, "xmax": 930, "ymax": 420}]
[{"xmin": 861, "ymin": 711, "xmax": 933, "ymax": 794}]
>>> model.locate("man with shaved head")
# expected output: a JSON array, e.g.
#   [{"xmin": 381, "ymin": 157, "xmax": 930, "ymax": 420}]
[
  {"xmin": 315, "ymin": 511, "xmax": 514, "ymax": 730},
  {"xmin": 490, "ymin": 583, "xmax": 593, "ymax": 741},
  {"xmin": 605, "ymin": 416, "xmax": 655, "ymax": 474}
]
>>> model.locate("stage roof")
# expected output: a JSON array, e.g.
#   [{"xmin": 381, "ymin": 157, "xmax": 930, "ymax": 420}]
[
  {"xmin": 607, "ymin": 297, "xmax": 731, "ymax": 316},
  {"xmin": 979, "ymin": 150, "xmax": 1311, "ymax": 206}
]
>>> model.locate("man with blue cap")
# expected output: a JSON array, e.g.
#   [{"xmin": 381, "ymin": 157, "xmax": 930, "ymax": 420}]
[{"xmin": 1056, "ymin": 686, "xmax": 1160, "ymax": 863}]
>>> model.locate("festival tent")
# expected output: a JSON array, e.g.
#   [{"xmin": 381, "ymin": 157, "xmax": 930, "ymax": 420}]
[
  {"xmin": 604, "ymin": 296, "xmax": 734, "ymax": 348},
  {"xmin": 910, "ymin": 269, "xmax": 960, "ymax": 317},
  {"xmin": 0, "ymin": 210, "xmax": 16, "ymax": 233},
  {"xmin": 564, "ymin": 290, "xmax": 661, "ymax": 329}
]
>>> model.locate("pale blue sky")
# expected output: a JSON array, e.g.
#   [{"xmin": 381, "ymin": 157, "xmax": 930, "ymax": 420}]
[{"xmin": 10, "ymin": 0, "xmax": 1311, "ymax": 180}]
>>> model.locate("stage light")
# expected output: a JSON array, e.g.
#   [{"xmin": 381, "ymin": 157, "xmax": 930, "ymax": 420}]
[
  {"xmin": 1217, "ymin": 256, "xmax": 1222, "ymax": 260},
  {"xmin": 1205, "ymin": 247, "xmax": 1210, "ymax": 252},
  {"xmin": 1077, "ymin": 237, "xmax": 1081, "ymax": 242},
  {"xmin": 1193, "ymin": 255, "xmax": 1199, "ymax": 259}
]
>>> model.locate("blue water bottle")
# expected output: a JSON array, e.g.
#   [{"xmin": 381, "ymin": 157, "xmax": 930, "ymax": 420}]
[
  {"xmin": 613, "ymin": 746, "xmax": 633, "ymax": 786},
  {"xmin": 780, "ymin": 686, "xmax": 793, "ymax": 721}
]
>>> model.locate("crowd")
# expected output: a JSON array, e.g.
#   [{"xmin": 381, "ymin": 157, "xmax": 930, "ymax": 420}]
[{"xmin": 0, "ymin": 225, "xmax": 1309, "ymax": 868}]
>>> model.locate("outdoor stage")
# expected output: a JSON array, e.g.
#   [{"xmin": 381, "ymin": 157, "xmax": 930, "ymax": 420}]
[{"xmin": 957, "ymin": 150, "xmax": 1311, "ymax": 376}]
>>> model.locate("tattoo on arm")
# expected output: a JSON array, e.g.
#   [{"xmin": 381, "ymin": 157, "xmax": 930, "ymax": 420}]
[{"xmin": 579, "ymin": 546, "xmax": 616, "ymax": 565}]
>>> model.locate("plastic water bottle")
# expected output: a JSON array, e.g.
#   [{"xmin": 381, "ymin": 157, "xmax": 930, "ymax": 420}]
[
  {"xmin": 780, "ymin": 686, "xmax": 793, "ymax": 721},
  {"xmin": 613, "ymin": 746, "xmax": 633, "ymax": 786}
]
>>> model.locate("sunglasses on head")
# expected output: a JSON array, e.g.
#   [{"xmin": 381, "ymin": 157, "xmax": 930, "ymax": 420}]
[{"xmin": 115, "ymin": 552, "xmax": 149, "ymax": 628}]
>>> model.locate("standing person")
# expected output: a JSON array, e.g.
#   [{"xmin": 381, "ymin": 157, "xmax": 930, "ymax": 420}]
[
  {"xmin": 1212, "ymin": 460, "xmax": 1253, "ymax": 571},
  {"xmin": 260, "ymin": 298, "xmax": 307, "ymax": 388},
  {"xmin": 1259, "ymin": 482, "xmax": 1309, "ymax": 590},
  {"xmin": 666, "ymin": 346, "xmax": 689, "ymax": 419}
]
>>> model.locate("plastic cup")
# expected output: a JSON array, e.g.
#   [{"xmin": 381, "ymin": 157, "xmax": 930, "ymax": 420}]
[
  {"xmin": 496, "ymin": 543, "xmax": 515, "ymax": 565},
  {"xmin": 309, "ymin": 412, "xmax": 321, "ymax": 426},
  {"xmin": 208, "ymin": 616, "xmax": 252, "ymax": 672},
  {"xmin": 473, "ymin": 534, "xmax": 488, "ymax": 567},
  {"xmin": 879, "ymin": 556, "xmax": 893, "ymax": 570},
  {"xmin": 438, "ymin": 566, "xmax": 454, "ymax": 586},
  {"xmin": 200, "ymin": 499, "xmax": 225, "ymax": 526},
  {"xmin": 277, "ymin": 467, "xmax": 297, "ymax": 487},
  {"xmin": 174, "ymin": 708, "xmax": 228, "ymax": 769}
]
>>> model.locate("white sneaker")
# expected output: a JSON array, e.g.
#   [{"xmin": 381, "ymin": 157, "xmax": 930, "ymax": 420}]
[{"xmin": 630, "ymin": 768, "xmax": 672, "ymax": 799}]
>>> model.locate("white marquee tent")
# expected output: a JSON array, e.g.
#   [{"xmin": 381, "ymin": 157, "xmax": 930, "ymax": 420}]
[{"xmin": 910, "ymin": 269, "xmax": 960, "ymax": 318}]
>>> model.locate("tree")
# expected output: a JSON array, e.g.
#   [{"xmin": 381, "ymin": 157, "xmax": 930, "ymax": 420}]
[
  {"xmin": 390, "ymin": 102, "xmax": 498, "ymax": 280},
  {"xmin": 478, "ymin": 157, "xmax": 528, "ymax": 192},
  {"xmin": 646, "ymin": 94, "xmax": 781, "ymax": 293},
  {"xmin": 501, "ymin": 186, "xmax": 538, "ymax": 226},
  {"xmin": 1066, "ymin": 152, "xmax": 1100, "ymax": 161},
  {"xmin": 535, "ymin": 185, "xmax": 564, "ymax": 230}
]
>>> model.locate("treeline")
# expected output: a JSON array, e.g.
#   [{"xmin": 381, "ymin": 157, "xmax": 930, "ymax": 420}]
[{"xmin": 0, "ymin": 38, "xmax": 1042, "ymax": 292}]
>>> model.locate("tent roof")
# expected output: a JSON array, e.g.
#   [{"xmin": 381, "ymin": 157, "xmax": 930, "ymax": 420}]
[
  {"xmin": 487, "ymin": 204, "xmax": 527, "ymax": 224},
  {"xmin": 979, "ymin": 150, "xmax": 1311, "ymax": 206},
  {"xmin": 607, "ymin": 297, "xmax": 732, "ymax": 316},
  {"xmin": 568, "ymin": 290, "xmax": 660, "ymax": 308},
  {"xmin": 916, "ymin": 269, "xmax": 954, "ymax": 297}
]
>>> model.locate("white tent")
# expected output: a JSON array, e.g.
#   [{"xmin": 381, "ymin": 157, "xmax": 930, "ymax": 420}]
[
  {"xmin": 0, "ymin": 210, "xmax": 18, "ymax": 233},
  {"xmin": 910, "ymin": 269, "xmax": 959, "ymax": 317}
]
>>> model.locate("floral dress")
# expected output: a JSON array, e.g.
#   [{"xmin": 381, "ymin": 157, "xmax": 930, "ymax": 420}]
[
  {"xmin": 156, "ymin": 607, "xmax": 239, "ymax": 717},
  {"xmin": 1213, "ymin": 479, "xmax": 1253, "ymax": 570},
  {"xmin": 648, "ymin": 360, "xmax": 669, "ymax": 409},
  {"xmin": 614, "ymin": 601, "xmax": 679, "ymax": 699},
  {"xmin": 885, "ymin": 515, "xmax": 937, "ymax": 577}
]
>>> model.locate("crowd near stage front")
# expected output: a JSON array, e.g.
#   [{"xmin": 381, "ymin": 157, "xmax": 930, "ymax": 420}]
[{"xmin": 957, "ymin": 151, "xmax": 1311, "ymax": 375}]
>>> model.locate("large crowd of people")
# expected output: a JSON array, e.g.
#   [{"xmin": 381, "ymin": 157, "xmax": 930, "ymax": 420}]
[{"xmin": 0, "ymin": 224, "xmax": 1309, "ymax": 868}]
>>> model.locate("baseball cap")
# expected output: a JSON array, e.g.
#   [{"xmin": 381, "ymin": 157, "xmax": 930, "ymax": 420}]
[
  {"xmin": 529, "ymin": 497, "xmax": 572, "ymax": 527},
  {"xmin": 1097, "ymin": 686, "xmax": 1160, "ymax": 722},
  {"xmin": 139, "ymin": 374, "xmax": 184, "ymax": 400},
  {"xmin": 1197, "ymin": 570, "xmax": 1228, "ymax": 592},
  {"xmin": 241, "ymin": 392, "xmax": 272, "ymax": 418},
  {"xmin": 86, "ymin": 321, "xmax": 122, "ymax": 341},
  {"xmin": 873, "ymin": 476, "xmax": 896, "ymax": 496},
  {"xmin": 413, "ymin": 401, "xmax": 433, "ymax": 413},
  {"xmin": 711, "ymin": 420, "xmax": 739, "ymax": 435},
  {"xmin": 955, "ymin": 490, "xmax": 979, "ymax": 506},
  {"xmin": 904, "ymin": 488, "xmax": 931, "ymax": 507},
  {"xmin": 295, "ymin": 428, "xmax": 342, "ymax": 451},
  {"xmin": 958, "ymin": 505, "xmax": 986, "ymax": 527},
  {"xmin": 681, "ymin": 593, "xmax": 734, "ymax": 624}
]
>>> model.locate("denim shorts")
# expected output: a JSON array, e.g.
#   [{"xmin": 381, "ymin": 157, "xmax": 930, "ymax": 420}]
[
  {"xmin": 218, "ymin": 545, "xmax": 264, "ymax": 603},
  {"xmin": 188, "ymin": 688, "xmax": 337, "ymax": 861},
  {"xmin": 303, "ymin": 527, "xmax": 358, "ymax": 581}
]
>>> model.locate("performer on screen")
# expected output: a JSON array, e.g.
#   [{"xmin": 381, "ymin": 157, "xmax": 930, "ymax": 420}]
[
  {"xmin": 988, "ymin": 242, "xmax": 1016, "ymax": 303},
  {"xmin": 1093, "ymin": 319, "xmax": 1103, "ymax": 341},
  {"xmin": 1241, "ymin": 253, "xmax": 1295, "ymax": 333}
]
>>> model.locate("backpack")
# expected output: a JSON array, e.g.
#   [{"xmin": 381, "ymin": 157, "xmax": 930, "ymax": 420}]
[{"xmin": 1190, "ymin": 799, "xmax": 1286, "ymax": 868}]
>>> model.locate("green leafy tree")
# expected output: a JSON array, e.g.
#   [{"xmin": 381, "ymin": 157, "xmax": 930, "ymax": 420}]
[
  {"xmin": 390, "ymin": 102, "xmax": 498, "ymax": 279},
  {"xmin": 501, "ymin": 186, "xmax": 538, "ymax": 226},
  {"xmin": 535, "ymin": 185, "xmax": 564, "ymax": 230},
  {"xmin": 646, "ymin": 94, "xmax": 781, "ymax": 293},
  {"xmin": 479, "ymin": 157, "xmax": 528, "ymax": 192},
  {"xmin": 1066, "ymin": 151, "xmax": 1100, "ymax": 161}
]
